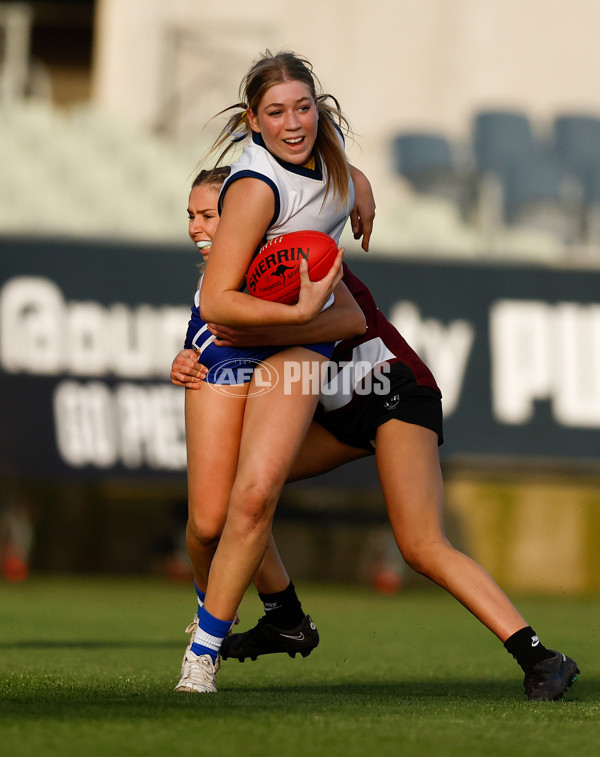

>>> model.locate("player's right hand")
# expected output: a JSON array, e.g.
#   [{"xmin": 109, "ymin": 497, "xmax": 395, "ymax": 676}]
[
  {"xmin": 294, "ymin": 248, "xmax": 344, "ymax": 324},
  {"xmin": 170, "ymin": 349, "xmax": 208, "ymax": 388}
]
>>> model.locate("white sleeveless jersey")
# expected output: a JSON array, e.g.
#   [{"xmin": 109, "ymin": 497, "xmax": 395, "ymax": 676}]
[{"xmin": 219, "ymin": 132, "xmax": 354, "ymax": 244}]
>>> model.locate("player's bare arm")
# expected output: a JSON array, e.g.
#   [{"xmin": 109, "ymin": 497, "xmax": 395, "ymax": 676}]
[
  {"xmin": 207, "ymin": 279, "xmax": 366, "ymax": 347},
  {"xmin": 201, "ymin": 180, "xmax": 337, "ymax": 327},
  {"xmin": 348, "ymin": 164, "xmax": 376, "ymax": 252}
]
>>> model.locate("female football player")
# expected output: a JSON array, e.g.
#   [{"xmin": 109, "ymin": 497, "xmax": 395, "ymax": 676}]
[
  {"xmin": 177, "ymin": 164, "xmax": 370, "ymax": 672},
  {"xmin": 174, "ymin": 50, "xmax": 373, "ymax": 694},
  {"xmin": 173, "ymin": 134, "xmax": 578, "ymax": 701}
]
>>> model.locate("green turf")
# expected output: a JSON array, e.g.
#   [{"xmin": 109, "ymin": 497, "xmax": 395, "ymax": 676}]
[{"xmin": 1, "ymin": 577, "xmax": 598, "ymax": 757}]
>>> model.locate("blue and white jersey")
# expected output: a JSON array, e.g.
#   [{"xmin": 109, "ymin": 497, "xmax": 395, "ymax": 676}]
[
  {"xmin": 183, "ymin": 279, "xmax": 281, "ymax": 384},
  {"xmin": 186, "ymin": 131, "xmax": 351, "ymax": 383},
  {"xmin": 219, "ymin": 132, "xmax": 354, "ymax": 245}
]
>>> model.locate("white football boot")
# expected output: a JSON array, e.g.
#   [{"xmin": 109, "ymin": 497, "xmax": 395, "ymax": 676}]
[{"xmin": 174, "ymin": 650, "xmax": 218, "ymax": 693}]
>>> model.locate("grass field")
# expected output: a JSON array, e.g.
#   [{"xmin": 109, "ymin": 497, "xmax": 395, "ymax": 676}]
[{"xmin": 1, "ymin": 577, "xmax": 598, "ymax": 757}]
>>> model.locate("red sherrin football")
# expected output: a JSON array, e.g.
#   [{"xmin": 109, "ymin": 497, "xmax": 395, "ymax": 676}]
[{"xmin": 245, "ymin": 230, "xmax": 338, "ymax": 304}]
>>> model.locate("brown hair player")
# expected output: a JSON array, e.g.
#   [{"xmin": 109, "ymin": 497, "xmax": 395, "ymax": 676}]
[{"xmin": 174, "ymin": 49, "xmax": 370, "ymax": 694}]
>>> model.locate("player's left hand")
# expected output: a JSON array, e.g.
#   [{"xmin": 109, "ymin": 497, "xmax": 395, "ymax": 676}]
[
  {"xmin": 349, "ymin": 165, "xmax": 376, "ymax": 252},
  {"xmin": 170, "ymin": 349, "xmax": 208, "ymax": 388}
]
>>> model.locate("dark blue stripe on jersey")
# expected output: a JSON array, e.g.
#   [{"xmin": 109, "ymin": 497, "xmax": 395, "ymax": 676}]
[
  {"xmin": 332, "ymin": 121, "xmax": 345, "ymax": 146},
  {"xmin": 251, "ymin": 132, "xmax": 323, "ymax": 180},
  {"xmin": 219, "ymin": 170, "xmax": 280, "ymax": 229}
]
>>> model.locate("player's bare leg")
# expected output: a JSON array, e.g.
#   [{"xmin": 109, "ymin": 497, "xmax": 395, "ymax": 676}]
[
  {"xmin": 375, "ymin": 418, "xmax": 527, "ymax": 640},
  {"xmin": 176, "ymin": 381, "xmax": 250, "ymax": 689},
  {"xmin": 251, "ymin": 421, "xmax": 367, "ymax": 593},
  {"xmin": 287, "ymin": 420, "xmax": 370, "ymax": 482},
  {"xmin": 184, "ymin": 381, "xmax": 249, "ymax": 593},
  {"xmin": 203, "ymin": 348, "xmax": 326, "ymax": 622},
  {"xmin": 182, "ymin": 348, "xmax": 326, "ymax": 690},
  {"xmin": 374, "ymin": 419, "xmax": 579, "ymax": 699},
  {"xmin": 223, "ymin": 422, "xmax": 369, "ymax": 662}
]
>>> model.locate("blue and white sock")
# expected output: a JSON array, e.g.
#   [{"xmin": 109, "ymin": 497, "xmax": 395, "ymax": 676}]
[
  {"xmin": 190, "ymin": 606, "xmax": 233, "ymax": 663},
  {"xmin": 194, "ymin": 583, "xmax": 205, "ymax": 615}
]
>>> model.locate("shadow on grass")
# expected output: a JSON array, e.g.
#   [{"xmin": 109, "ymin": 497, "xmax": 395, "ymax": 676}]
[
  {"xmin": 0, "ymin": 640, "xmax": 182, "ymax": 650},
  {"xmin": 1, "ymin": 676, "xmax": 592, "ymax": 721}
]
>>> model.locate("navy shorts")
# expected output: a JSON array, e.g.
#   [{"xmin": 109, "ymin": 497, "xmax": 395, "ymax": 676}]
[
  {"xmin": 184, "ymin": 305, "xmax": 334, "ymax": 384},
  {"xmin": 314, "ymin": 360, "xmax": 444, "ymax": 451}
]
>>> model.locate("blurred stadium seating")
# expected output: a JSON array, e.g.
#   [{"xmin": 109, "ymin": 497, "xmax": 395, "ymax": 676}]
[
  {"xmin": 393, "ymin": 132, "xmax": 455, "ymax": 193},
  {"xmin": 391, "ymin": 107, "xmax": 600, "ymax": 262},
  {"xmin": 472, "ymin": 110, "xmax": 576, "ymax": 237},
  {"xmin": 3, "ymin": 2, "xmax": 600, "ymax": 265},
  {"xmin": 392, "ymin": 132, "xmax": 478, "ymax": 222},
  {"xmin": 2, "ymin": 95, "xmax": 600, "ymax": 263},
  {"xmin": 473, "ymin": 110, "xmax": 537, "ymax": 178},
  {"xmin": 0, "ymin": 98, "xmax": 209, "ymax": 243}
]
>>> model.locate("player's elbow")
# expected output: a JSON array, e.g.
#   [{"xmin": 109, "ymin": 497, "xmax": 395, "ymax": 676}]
[
  {"xmin": 335, "ymin": 308, "xmax": 366, "ymax": 339},
  {"xmin": 199, "ymin": 292, "xmax": 220, "ymax": 323},
  {"xmin": 349, "ymin": 311, "xmax": 367, "ymax": 337}
]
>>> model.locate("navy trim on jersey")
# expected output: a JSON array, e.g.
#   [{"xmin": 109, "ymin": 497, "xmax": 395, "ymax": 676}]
[
  {"xmin": 219, "ymin": 170, "xmax": 280, "ymax": 228},
  {"xmin": 332, "ymin": 121, "xmax": 345, "ymax": 145},
  {"xmin": 251, "ymin": 132, "xmax": 323, "ymax": 181}
]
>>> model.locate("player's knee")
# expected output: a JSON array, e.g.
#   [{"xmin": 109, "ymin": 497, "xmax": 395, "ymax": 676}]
[
  {"xmin": 400, "ymin": 549, "xmax": 428, "ymax": 576},
  {"xmin": 399, "ymin": 538, "xmax": 449, "ymax": 577},
  {"xmin": 187, "ymin": 512, "xmax": 224, "ymax": 549},
  {"xmin": 230, "ymin": 480, "xmax": 278, "ymax": 532}
]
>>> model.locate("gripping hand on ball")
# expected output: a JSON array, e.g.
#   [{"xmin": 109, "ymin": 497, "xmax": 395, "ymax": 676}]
[{"xmin": 294, "ymin": 248, "xmax": 344, "ymax": 324}]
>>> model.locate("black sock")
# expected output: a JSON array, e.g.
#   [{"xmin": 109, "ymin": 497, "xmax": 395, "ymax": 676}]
[
  {"xmin": 504, "ymin": 626, "xmax": 555, "ymax": 672},
  {"xmin": 258, "ymin": 581, "xmax": 305, "ymax": 630}
]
